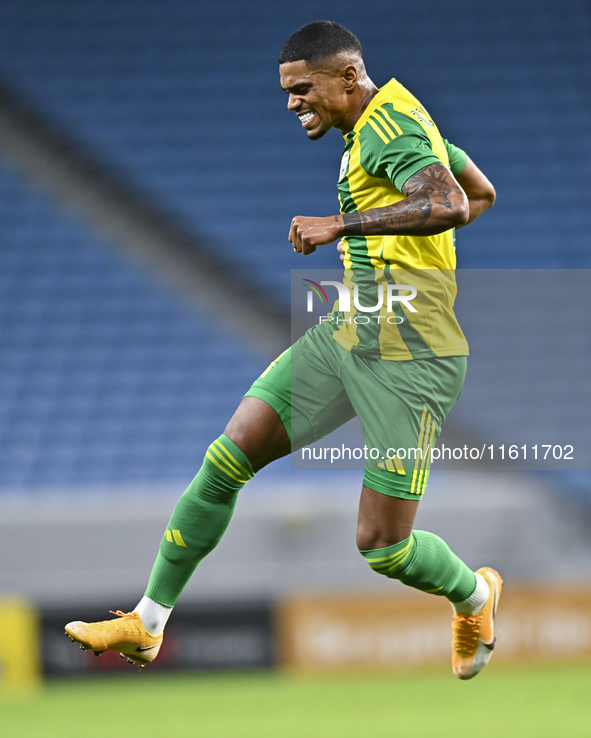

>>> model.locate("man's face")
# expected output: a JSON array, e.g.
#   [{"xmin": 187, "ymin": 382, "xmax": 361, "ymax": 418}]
[{"xmin": 279, "ymin": 60, "xmax": 351, "ymax": 140}]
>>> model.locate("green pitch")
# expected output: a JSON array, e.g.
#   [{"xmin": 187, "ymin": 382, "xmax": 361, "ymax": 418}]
[{"xmin": 1, "ymin": 663, "xmax": 590, "ymax": 738}]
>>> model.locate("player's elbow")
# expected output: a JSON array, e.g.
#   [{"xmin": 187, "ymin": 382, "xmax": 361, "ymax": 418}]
[
  {"xmin": 454, "ymin": 204, "xmax": 470, "ymax": 228},
  {"xmin": 449, "ymin": 190, "xmax": 470, "ymax": 228},
  {"xmin": 483, "ymin": 183, "xmax": 496, "ymax": 209}
]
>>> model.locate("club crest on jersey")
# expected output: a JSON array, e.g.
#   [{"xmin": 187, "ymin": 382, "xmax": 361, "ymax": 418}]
[
  {"xmin": 338, "ymin": 152, "xmax": 350, "ymax": 182},
  {"xmin": 410, "ymin": 105, "xmax": 434, "ymax": 128}
]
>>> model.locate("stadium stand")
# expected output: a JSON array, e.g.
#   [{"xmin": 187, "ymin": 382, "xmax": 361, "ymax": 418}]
[
  {"xmin": 0, "ymin": 0, "xmax": 589, "ymax": 291},
  {"xmin": 0, "ymin": 0, "xmax": 589, "ymax": 491},
  {"xmin": 0, "ymin": 161, "xmax": 265, "ymax": 487}
]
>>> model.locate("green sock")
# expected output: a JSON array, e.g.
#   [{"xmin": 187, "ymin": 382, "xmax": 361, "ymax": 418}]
[
  {"xmin": 360, "ymin": 531, "xmax": 476, "ymax": 602},
  {"xmin": 145, "ymin": 435, "xmax": 254, "ymax": 607}
]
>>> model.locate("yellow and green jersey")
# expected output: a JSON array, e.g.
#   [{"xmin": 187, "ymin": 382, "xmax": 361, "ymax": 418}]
[{"xmin": 332, "ymin": 77, "xmax": 469, "ymax": 361}]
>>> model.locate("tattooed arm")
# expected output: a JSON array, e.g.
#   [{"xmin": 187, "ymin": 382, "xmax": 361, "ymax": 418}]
[
  {"xmin": 343, "ymin": 161, "xmax": 469, "ymax": 237},
  {"xmin": 289, "ymin": 161, "xmax": 468, "ymax": 255}
]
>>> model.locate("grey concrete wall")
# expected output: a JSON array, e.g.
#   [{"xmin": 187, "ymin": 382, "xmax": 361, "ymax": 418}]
[{"xmin": 1, "ymin": 471, "xmax": 590, "ymax": 609}]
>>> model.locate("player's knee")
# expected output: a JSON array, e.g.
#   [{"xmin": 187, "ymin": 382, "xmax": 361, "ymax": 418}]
[
  {"xmin": 356, "ymin": 526, "xmax": 384, "ymax": 553},
  {"xmin": 358, "ymin": 532, "xmax": 416, "ymax": 581},
  {"xmin": 223, "ymin": 397, "xmax": 290, "ymax": 472},
  {"xmin": 356, "ymin": 523, "xmax": 409, "ymax": 555}
]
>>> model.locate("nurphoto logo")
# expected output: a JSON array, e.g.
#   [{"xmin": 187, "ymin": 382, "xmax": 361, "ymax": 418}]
[{"xmin": 302, "ymin": 279, "xmax": 417, "ymax": 324}]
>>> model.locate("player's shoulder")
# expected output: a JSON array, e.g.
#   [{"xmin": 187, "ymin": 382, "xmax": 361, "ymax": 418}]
[
  {"xmin": 358, "ymin": 103, "xmax": 423, "ymax": 147},
  {"xmin": 354, "ymin": 106, "xmax": 431, "ymax": 182},
  {"xmin": 357, "ymin": 79, "xmax": 432, "ymax": 149}
]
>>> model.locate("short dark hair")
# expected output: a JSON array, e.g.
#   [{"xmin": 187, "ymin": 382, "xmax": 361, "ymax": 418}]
[{"xmin": 279, "ymin": 21, "xmax": 363, "ymax": 66}]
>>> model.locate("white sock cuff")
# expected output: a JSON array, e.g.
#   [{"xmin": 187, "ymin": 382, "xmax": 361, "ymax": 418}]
[
  {"xmin": 135, "ymin": 595, "xmax": 173, "ymax": 636},
  {"xmin": 451, "ymin": 572, "xmax": 490, "ymax": 615}
]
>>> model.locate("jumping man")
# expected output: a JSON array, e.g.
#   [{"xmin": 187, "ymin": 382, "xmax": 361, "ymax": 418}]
[{"xmin": 65, "ymin": 21, "xmax": 499, "ymax": 680}]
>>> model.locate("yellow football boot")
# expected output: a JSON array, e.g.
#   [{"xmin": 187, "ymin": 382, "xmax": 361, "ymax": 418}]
[
  {"xmin": 65, "ymin": 610, "xmax": 162, "ymax": 668},
  {"xmin": 451, "ymin": 567, "xmax": 503, "ymax": 680}
]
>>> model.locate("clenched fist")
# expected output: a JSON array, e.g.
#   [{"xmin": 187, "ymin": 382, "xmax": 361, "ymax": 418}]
[{"xmin": 289, "ymin": 215, "xmax": 344, "ymax": 255}]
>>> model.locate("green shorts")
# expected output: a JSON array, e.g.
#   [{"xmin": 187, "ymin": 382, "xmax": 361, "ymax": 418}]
[{"xmin": 245, "ymin": 319, "xmax": 466, "ymax": 500}]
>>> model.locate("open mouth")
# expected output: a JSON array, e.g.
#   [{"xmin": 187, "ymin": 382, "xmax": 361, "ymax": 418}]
[{"xmin": 298, "ymin": 111, "xmax": 316, "ymax": 126}]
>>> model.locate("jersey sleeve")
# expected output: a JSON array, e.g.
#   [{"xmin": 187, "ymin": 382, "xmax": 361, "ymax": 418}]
[
  {"xmin": 359, "ymin": 110, "xmax": 441, "ymax": 191},
  {"xmin": 443, "ymin": 139, "xmax": 467, "ymax": 177},
  {"xmin": 379, "ymin": 134, "xmax": 441, "ymax": 191}
]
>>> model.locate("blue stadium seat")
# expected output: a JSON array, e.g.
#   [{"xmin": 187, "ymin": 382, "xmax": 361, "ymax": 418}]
[
  {"xmin": 0, "ymin": 0, "xmax": 589, "ymax": 494},
  {"xmin": 0, "ymin": 162, "xmax": 265, "ymax": 487}
]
